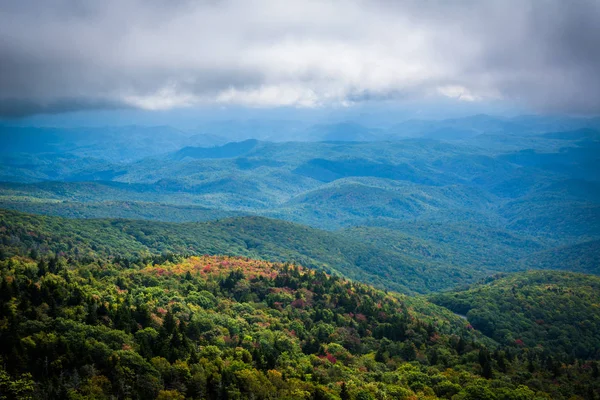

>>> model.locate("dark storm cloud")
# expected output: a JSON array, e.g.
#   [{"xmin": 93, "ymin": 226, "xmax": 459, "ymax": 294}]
[
  {"xmin": 0, "ymin": 0, "xmax": 599, "ymax": 116},
  {"xmin": 0, "ymin": 98, "xmax": 131, "ymax": 118}
]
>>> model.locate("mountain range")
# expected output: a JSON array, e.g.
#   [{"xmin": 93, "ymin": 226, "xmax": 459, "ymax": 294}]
[{"xmin": 1, "ymin": 114, "xmax": 599, "ymax": 398}]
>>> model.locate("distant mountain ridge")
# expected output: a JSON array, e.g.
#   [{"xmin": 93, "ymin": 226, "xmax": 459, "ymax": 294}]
[
  {"xmin": 0, "ymin": 125, "xmax": 227, "ymax": 161},
  {"xmin": 171, "ymin": 139, "xmax": 260, "ymax": 160},
  {"xmin": 2, "ymin": 114, "xmax": 600, "ymax": 162}
]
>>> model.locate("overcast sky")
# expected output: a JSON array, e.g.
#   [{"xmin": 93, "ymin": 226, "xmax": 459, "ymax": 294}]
[{"xmin": 1, "ymin": 0, "xmax": 599, "ymax": 118}]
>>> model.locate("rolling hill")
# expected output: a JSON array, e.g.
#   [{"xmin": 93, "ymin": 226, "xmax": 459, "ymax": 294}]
[
  {"xmin": 429, "ymin": 271, "xmax": 600, "ymax": 359},
  {"xmin": 0, "ymin": 209, "xmax": 480, "ymax": 294}
]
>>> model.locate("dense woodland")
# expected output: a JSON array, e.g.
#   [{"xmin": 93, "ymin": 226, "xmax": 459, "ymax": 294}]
[
  {"xmin": 430, "ymin": 271, "xmax": 600, "ymax": 360},
  {"xmin": 2, "ymin": 252, "xmax": 600, "ymax": 399},
  {"xmin": 0, "ymin": 209, "xmax": 483, "ymax": 294},
  {"xmin": 2, "ymin": 209, "xmax": 600, "ymax": 297}
]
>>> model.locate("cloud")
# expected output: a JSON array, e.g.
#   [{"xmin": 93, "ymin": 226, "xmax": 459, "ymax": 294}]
[
  {"xmin": 437, "ymin": 86, "xmax": 482, "ymax": 103},
  {"xmin": 0, "ymin": 0, "xmax": 599, "ymax": 117}
]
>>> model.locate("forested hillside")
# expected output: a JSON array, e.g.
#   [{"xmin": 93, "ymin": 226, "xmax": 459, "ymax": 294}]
[
  {"xmin": 5, "ymin": 207, "xmax": 600, "ymax": 297},
  {"xmin": 0, "ymin": 209, "xmax": 479, "ymax": 294},
  {"xmin": 2, "ymin": 252, "xmax": 599, "ymax": 399},
  {"xmin": 430, "ymin": 271, "xmax": 600, "ymax": 359}
]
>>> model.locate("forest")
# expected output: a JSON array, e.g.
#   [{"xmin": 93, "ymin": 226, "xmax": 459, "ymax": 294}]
[
  {"xmin": 2, "ymin": 250, "xmax": 600, "ymax": 399},
  {"xmin": 429, "ymin": 271, "xmax": 600, "ymax": 360}
]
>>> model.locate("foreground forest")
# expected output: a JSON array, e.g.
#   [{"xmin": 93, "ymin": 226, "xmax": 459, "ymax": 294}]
[{"xmin": 2, "ymin": 251, "xmax": 600, "ymax": 399}]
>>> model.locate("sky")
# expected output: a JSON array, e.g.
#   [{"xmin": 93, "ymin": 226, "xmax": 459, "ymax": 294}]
[{"xmin": 1, "ymin": 0, "xmax": 599, "ymax": 122}]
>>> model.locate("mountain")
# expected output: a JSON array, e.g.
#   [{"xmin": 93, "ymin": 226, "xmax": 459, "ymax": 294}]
[
  {"xmin": 541, "ymin": 128, "xmax": 600, "ymax": 141},
  {"xmin": 4, "ymin": 205, "xmax": 600, "ymax": 299},
  {"xmin": 171, "ymin": 139, "xmax": 260, "ymax": 160},
  {"xmin": 517, "ymin": 239, "xmax": 600, "ymax": 274},
  {"xmin": 388, "ymin": 114, "xmax": 523, "ymax": 139},
  {"xmin": 4, "ymin": 136, "xmax": 597, "ymax": 227},
  {"xmin": 340, "ymin": 223, "xmax": 545, "ymax": 273},
  {"xmin": 2, "ymin": 115, "xmax": 600, "ymax": 398},
  {"xmin": 0, "ymin": 199, "xmax": 240, "ymax": 222},
  {"xmin": 430, "ymin": 271, "xmax": 600, "ymax": 359},
  {"xmin": 302, "ymin": 122, "xmax": 383, "ymax": 141},
  {"xmin": 0, "ymin": 125, "xmax": 226, "ymax": 162},
  {"xmin": 271, "ymin": 178, "xmax": 497, "ymax": 229},
  {"xmin": 388, "ymin": 115, "xmax": 600, "ymax": 140},
  {"xmin": 292, "ymin": 158, "xmax": 449, "ymax": 185}
]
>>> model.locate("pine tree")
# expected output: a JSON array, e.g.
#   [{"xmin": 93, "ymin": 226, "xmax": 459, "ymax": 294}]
[
  {"xmin": 340, "ymin": 382, "xmax": 350, "ymax": 400},
  {"xmin": 37, "ymin": 259, "xmax": 47, "ymax": 277},
  {"xmin": 479, "ymin": 349, "xmax": 493, "ymax": 379},
  {"xmin": 429, "ymin": 349, "xmax": 439, "ymax": 366}
]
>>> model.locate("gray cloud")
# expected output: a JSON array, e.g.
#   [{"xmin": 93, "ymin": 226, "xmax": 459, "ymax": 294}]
[{"xmin": 0, "ymin": 0, "xmax": 599, "ymax": 117}]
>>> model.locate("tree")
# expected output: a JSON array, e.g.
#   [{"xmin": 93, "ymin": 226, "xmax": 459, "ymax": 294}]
[
  {"xmin": 340, "ymin": 382, "xmax": 350, "ymax": 400},
  {"xmin": 0, "ymin": 368, "xmax": 35, "ymax": 400},
  {"xmin": 156, "ymin": 390, "xmax": 185, "ymax": 400},
  {"xmin": 479, "ymin": 349, "xmax": 493, "ymax": 379},
  {"xmin": 592, "ymin": 361, "xmax": 599, "ymax": 379},
  {"xmin": 400, "ymin": 342, "xmax": 417, "ymax": 361}
]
